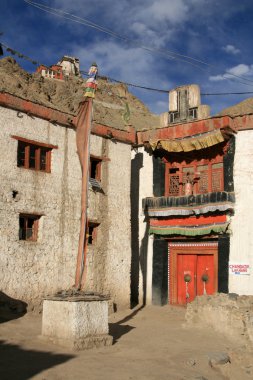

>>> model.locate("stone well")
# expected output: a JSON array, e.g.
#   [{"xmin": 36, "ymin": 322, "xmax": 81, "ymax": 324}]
[{"xmin": 41, "ymin": 291, "xmax": 113, "ymax": 350}]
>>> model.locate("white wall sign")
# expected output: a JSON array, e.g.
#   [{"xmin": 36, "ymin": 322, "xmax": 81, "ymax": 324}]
[{"xmin": 229, "ymin": 263, "xmax": 250, "ymax": 275}]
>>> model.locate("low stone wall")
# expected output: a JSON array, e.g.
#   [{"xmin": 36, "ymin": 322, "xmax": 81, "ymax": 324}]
[{"xmin": 185, "ymin": 293, "xmax": 253, "ymax": 346}]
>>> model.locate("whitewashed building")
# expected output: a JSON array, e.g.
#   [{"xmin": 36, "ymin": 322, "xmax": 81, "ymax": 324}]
[
  {"xmin": 137, "ymin": 86, "xmax": 253, "ymax": 306},
  {"xmin": 0, "ymin": 92, "xmax": 135, "ymax": 311},
  {"xmin": 1, "ymin": 73, "xmax": 253, "ymax": 312}
]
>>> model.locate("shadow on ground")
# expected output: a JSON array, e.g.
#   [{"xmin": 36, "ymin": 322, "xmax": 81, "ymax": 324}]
[
  {"xmin": 109, "ymin": 323, "xmax": 135, "ymax": 344},
  {"xmin": 109, "ymin": 305, "xmax": 145, "ymax": 344},
  {"xmin": 0, "ymin": 291, "xmax": 27, "ymax": 323},
  {"xmin": 0, "ymin": 340, "xmax": 74, "ymax": 380}
]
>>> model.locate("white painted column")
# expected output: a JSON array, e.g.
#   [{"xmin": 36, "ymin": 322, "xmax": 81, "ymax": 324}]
[{"xmin": 229, "ymin": 130, "xmax": 253, "ymax": 295}]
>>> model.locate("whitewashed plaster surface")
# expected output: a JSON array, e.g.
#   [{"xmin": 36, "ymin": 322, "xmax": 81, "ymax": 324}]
[
  {"xmin": 229, "ymin": 130, "xmax": 253, "ymax": 294},
  {"xmin": 0, "ymin": 107, "xmax": 132, "ymax": 310}
]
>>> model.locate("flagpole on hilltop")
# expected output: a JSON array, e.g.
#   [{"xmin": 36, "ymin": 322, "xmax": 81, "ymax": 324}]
[{"xmin": 75, "ymin": 63, "xmax": 98, "ymax": 289}]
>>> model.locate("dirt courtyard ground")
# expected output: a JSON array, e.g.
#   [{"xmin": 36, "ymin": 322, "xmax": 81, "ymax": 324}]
[{"xmin": 0, "ymin": 305, "xmax": 252, "ymax": 380}]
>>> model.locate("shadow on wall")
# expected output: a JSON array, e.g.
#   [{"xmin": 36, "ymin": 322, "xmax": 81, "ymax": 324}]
[
  {"xmin": 0, "ymin": 291, "xmax": 27, "ymax": 323},
  {"xmin": 131, "ymin": 153, "xmax": 166, "ymax": 308},
  {"xmin": 0, "ymin": 340, "xmax": 74, "ymax": 380},
  {"xmin": 139, "ymin": 209, "xmax": 149, "ymax": 306},
  {"xmin": 130, "ymin": 152, "xmax": 143, "ymax": 307}
]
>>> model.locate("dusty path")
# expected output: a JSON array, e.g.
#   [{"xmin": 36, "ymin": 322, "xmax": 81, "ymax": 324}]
[{"xmin": 0, "ymin": 305, "xmax": 252, "ymax": 380}]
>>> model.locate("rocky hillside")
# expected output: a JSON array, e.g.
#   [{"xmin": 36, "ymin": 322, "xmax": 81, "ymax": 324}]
[
  {"xmin": 217, "ymin": 97, "xmax": 253, "ymax": 117},
  {"xmin": 0, "ymin": 56, "xmax": 160, "ymax": 131}
]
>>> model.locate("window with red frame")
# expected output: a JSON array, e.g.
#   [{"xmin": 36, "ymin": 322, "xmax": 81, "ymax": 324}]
[
  {"xmin": 17, "ymin": 141, "xmax": 52, "ymax": 172},
  {"xmin": 19, "ymin": 214, "xmax": 41, "ymax": 241},
  {"xmin": 165, "ymin": 159, "xmax": 224, "ymax": 196},
  {"xmin": 12, "ymin": 136, "xmax": 58, "ymax": 173}
]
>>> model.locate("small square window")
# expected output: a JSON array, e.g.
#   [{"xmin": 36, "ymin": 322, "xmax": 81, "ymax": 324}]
[
  {"xmin": 188, "ymin": 108, "xmax": 198, "ymax": 119},
  {"xmin": 19, "ymin": 214, "xmax": 41, "ymax": 242},
  {"xmin": 87, "ymin": 222, "xmax": 99, "ymax": 245},
  {"xmin": 89, "ymin": 156, "xmax": 103, "ymax": 190},
  {"xmin": 169, "ymin": 111, "xmax": 180, "ymax": 123},
  {"xmin": 90, "ymin": 157, "xmax": 102, "ymax": 180}
]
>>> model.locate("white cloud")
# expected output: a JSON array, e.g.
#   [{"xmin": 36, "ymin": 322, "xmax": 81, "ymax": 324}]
[
  {"xmin": 209, "ymin": 64, "xmax": 253, "ymax": 81},
  {"xmin": 227, "ymin": 63, "xmax": 251, "ymax": 76},
  {"xmin": 209, "ymin": 74, "xmax": 226, "ymax": 82},
  {"xmin": 49, "ymin": 0, "xmax": 198, "ymax": 48},
  {"xmin": 71, "ymin": 39, "xmax": 174, "ymax": 114},
  {"xmin": 72, "ymin": 40, "xmax": 160, "ymax": 84},
  {"xmin": 138, "ymin": 0, "xmax": 189, "ymax": 24},
  {"xmin": 222, "ymin": 44, "xmax": 240, "ymax": 55}
]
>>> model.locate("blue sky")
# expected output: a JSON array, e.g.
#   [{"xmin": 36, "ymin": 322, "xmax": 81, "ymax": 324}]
[{"xmin": 1, "ymin": 0, "xmax": 253, "ymax": 115}]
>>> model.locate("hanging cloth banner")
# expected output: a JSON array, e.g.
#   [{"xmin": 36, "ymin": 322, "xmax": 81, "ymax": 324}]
[
  {"xmin": 75, "ymin": 100, "xmax": 92, "ymax": 289},
  {"xmin": 150, "ymin": 214, "xmax": 227, "ymax": 227},
  {"xmin": 149, "ymin": 223, "xmax": 229, "ymax": 236},
  {"xmin": 149, "ymin": 129, "xmax": 225, "ymax": 153},
  {"xmin": 84, "ymin": 63, "xmax": 98, "ymax": 98},
  {"xmin": 147, "ymin": 202, "xmax": 234, "ymax": 217},
  {"xmin": 143, "ymin": 191, "xmax": 235, "ymax": 217},
  {"xmin": 149, "ymin": 214, "xmax": 229, "ymax": 236},
  {"xmin": 75, "ymin": 63, "xmax": 98, "ymax": 289}
]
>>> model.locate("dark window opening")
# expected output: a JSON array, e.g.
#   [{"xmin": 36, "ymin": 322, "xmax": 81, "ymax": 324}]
[
  {"xmin": 90, "ymin": 157, "xmax": 102, "ymax": 180},
  {"xmin": 169, "ymin": 168, "xmax": 179, "ymax": 174},
  {"xmin": 169, "ymin": 112, "xmax": 180, "ymax": 123},
  {"xmin": 29, "ymin": 144, "xmax": 36, "ymax": 169},
  {"xmin": 189, "ymin": 107, "xmax": 198, "ymax": 119},
  {"xmin": 87, "ymin": 222, "xmax": 99, "ymax": 245},
  {"xmin": 17, "ymin": 142, "xmax": 26, "ymax": 167},
  {"xmin": 19, "ymin": 214, "xmax": 41, "ymax": 241},
  {"xmin": 40, "ymin": 148, "xmax": 47, "ymax": 171},
  {"xmin": 17, "ymin": 141, "xmax": 52, "ymax": 172}
]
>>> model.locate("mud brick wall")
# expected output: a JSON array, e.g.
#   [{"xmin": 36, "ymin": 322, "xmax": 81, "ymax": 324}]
[{"xmin": 185, "ymin": 293, "xmax": 253, "ymax": 346}]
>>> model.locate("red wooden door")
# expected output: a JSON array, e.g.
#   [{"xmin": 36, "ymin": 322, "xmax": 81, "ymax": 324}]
[
  {"xmin": 196, "ymin": 255, "xmax": 215, "ymax": 296},
  {"xmin": 177, "ymin": 254, "xmax": 196, "ymax": 305},
  {"xmin": 177, "ymin": 254, "xmax": 215, "ymax": 305}
]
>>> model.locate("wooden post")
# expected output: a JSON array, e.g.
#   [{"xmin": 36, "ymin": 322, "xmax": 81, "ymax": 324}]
[{"xmin": 74, "ymin": 62, "xmax": 98, "ymax": 289}]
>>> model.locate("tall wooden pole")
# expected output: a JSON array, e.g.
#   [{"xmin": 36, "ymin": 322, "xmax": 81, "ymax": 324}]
[{"xmin": 74, "ymin": 63, "xmax": 98, "ymax": 289}]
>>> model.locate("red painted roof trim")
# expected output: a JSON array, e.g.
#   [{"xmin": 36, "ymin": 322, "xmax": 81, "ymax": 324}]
[
  {"xmin": 137, "ymin": 116, "xmax": 235, "ymax": 144},
  {"xmin": 2, "ymin": 92, "xmax": 251, "ymax": 146},
  {"xmin": 232, "ymin": 114, "xmax": 253, "ymax": 131},
  {"xmin": 0, "ymin": 92, "xmax": 136, "ymax": 144},
  {"xmin": 91, "ymin": 123, "xmax": 136, "ymax": 144},
  {"xmin": 0, "ymin": 92, "xmax": 74, "ymax": 126},
  {"xmin": 11, "ymin": 135, "xmax": 58, "ymax": 149}
]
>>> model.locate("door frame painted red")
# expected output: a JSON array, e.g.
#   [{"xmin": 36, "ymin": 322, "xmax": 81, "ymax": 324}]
[{"xmin": 168, "ymin": 242, "xmax": 218, "ymax": 305}]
